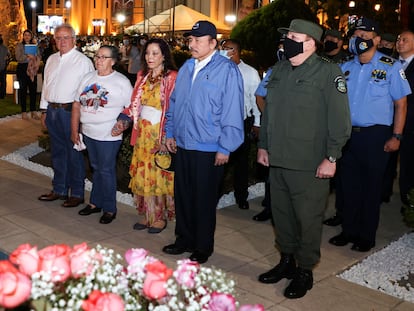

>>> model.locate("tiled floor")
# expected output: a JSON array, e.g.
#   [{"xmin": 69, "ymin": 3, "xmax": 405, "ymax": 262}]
[{"xmin": 1, "ymin": 115, "xmax": 414, "ymax": 310}]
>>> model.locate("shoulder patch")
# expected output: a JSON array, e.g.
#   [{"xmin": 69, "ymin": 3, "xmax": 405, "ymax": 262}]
[
  {"xmin": 400, "ymin": 68, "xmax": 407, "ymax": 80},
  {"xmin": 334, "ymin": 76, "xmax": 347, "ymax": 94},
  {"xmin": 379, "ymin": 56, "xmax": 395, "ymax": 66}
]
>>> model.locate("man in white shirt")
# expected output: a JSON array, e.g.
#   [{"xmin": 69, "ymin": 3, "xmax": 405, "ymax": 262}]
[
  {"xmin": 38, "ymin": 24, "xmax": 94, "ymax": 207},
  {"xmin": 221, "ymin": 38, "xmax": 261, "ymax": 210}
]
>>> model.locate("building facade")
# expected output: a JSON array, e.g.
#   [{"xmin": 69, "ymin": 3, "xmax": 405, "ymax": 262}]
[{"xmin": 42, "ymin": 0, "xmax": 270, "ymax": 35}]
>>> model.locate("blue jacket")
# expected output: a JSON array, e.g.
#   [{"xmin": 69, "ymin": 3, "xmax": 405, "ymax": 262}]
[{"xmin": 166, "ymin": 51, "xmax": 244, "ymax": 155}]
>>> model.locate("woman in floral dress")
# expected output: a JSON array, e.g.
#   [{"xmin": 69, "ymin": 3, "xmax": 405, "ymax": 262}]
[{"xmin": 114, "ymin": 38, "xmax": 177, "ymax": 233}]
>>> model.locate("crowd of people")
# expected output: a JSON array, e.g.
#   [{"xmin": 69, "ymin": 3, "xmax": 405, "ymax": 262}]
[{"xmin": 3, "ymin": 15, "xmax": 412, "ymax": 301}]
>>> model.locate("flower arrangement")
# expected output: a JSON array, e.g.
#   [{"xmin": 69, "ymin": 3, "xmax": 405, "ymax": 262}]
[{"xmin": 0, "ymin": 243, "xmax": 264, "ymax": 311}]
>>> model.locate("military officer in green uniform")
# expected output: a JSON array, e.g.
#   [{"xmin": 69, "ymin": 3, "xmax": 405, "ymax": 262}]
[{"xmin": 257, "ymin": 19, "xmax": 351, "ymax": 299}]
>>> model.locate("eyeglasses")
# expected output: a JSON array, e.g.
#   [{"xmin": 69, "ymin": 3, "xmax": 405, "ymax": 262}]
[
  {"xmin": 222, "ymin": 47, "xmax": 234, "ymax": 51},
  {"xmin": 94, "ymin": 55, "xmax": 112, "ymax": 60},
  {"xmin": 55, "ymin": 36, "xmax": 73, "ymax": 41}
]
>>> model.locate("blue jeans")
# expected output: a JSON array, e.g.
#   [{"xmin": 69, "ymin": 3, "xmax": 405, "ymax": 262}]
[
  {"xmin": 83, "ymin": 135, "xmax": 121, "ymax": 214},
  {"xmin": 45, "ymin": 106, "xmax": 85, "ymax": 198}
]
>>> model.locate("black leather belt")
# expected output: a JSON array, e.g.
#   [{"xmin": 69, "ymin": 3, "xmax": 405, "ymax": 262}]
[
  {"xmin": 352, "ymin": 125, "xmax": 390, "ymax": 132},
  {"xmin": 48, "ymin": 102, "xmax": 73, "ymax": 108}
]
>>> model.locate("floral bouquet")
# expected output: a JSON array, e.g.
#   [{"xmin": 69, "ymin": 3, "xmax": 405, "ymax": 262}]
[{"xmin": 0, "ymin": 243, "xmax": 264, "ymax": 311}]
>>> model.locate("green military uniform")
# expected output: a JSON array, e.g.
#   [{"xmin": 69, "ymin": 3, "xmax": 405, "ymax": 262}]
[
  {"xmin": 320, "ymin": 49, "xmax": 350, "ymax": 64},
  {"xmin": 258, "ymin": 52, "xmax": 351, "ymax": 269}
]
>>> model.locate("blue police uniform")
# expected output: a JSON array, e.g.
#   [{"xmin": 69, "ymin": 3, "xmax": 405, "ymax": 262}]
[{"xmin": 339, "ymin": 51, "xmax": 411, "ymax": 247}]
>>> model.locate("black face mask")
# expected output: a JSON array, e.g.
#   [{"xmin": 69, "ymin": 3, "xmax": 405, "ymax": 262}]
[
  {"xmin": 283, "ymin": 37, "xmax": 304, "ymax": 59},
  {"xmin": 378, "ymin": 47, "xmax": 393, "ymax": 56},
  {"xmin": 324, "ymin": 40, "xmax": 338, "ymax": 53}
]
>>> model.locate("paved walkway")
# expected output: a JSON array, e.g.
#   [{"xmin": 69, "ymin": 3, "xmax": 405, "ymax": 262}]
[{"xmin": 0, "ymin": 115, "xmax": 413, "ymax": 310}]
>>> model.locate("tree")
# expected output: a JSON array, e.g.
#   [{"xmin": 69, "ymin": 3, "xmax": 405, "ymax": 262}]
[{"xmin": 230, "ymin": 0, "xmax": 317, "ymax": 69}]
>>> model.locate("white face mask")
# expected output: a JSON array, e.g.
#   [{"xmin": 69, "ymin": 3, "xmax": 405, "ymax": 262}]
[{"xmin": 219, "ymin": 50, "xmax": 231, "ymax": 59}]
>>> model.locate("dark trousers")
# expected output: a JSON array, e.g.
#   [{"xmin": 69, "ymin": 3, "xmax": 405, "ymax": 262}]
[
  {"xmin": 270, "ymin": 167, "xmax": 329, "ymax": 269},
  {"xmin": 230, "ymin": 116, "xmax": 253, "ymax": 203},
  {"xmin": 339, "ymin": 125, "xmax": 391, "ymax": 244},
  {"xmin": 399, "ymin": 130, "xmax": 414, "ymax": 205},
  {"xmin": 16, "ymin": 63, "xmax": 37, "ymax": 112},
  {"xmin": 0, "ymin": 68, "xmax": 6, "ymax": 98},
  {"xmin": 381, "ymin": 151, "xmax": 398, "ymax": 199},
  {"xmin": 173, "ymin": 147, "xmax": 224, "ymax": 255}
]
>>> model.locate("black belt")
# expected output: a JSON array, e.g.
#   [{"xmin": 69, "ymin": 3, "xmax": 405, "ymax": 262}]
[
  {"xmin": 48, "ymin": 102, "xmax": 73, "ymax": 109},
  {"xmin": 352, "ymin": 125, "xmax": 390, "ymax": 132}
]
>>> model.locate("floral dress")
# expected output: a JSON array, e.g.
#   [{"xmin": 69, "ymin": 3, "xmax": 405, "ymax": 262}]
[{"xmin": 128, "ymin": 79, "xmax": 175, "ymax": 225}]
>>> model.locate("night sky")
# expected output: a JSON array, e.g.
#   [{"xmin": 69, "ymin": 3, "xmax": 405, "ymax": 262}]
[{"xmin": 23, "ymin": 0, "xmax": 44, "ymax": 32}]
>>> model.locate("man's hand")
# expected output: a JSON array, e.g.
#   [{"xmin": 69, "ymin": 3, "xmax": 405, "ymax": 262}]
[
  {"xmin": 384, "ymin": 137, "xmax": 400, "ymax": 152},
  {"xmin": 257, "ymin": 148, "xmax": 269, "ymax": 167},
  {"xmin": 166, "ymin": 138, "xmax": 177, "ymax": 153},
  {"xmin": 215, "ymin": 152, "xmax": 229, "ymax": 166},
  {"xmin": 315, "ymin": 158, "xmax": 336, "ymax": 178}
]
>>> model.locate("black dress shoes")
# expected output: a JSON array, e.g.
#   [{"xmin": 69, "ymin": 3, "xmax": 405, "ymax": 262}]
[
  {"xmin": 351, "ymin": 240, "xmax": 375, "ymax": 252},
  {"xmin": 238, "ymin": 201, "xmax": 249, "ymax": 210},
  {"xmin": 329, "ymin": 232, "xmax": 354, "ymax": 246},
  {"xmin": 62, "ymin": 197, "xmax": 84, "ymax": 208},
  {"xmin": 284, "ymin": 268, "xmax": 313, "ymax": 299},
  {"xmin": 252, "ymin": 209, "xmax": 271, "ymax": 221},
  {"xmin": 258, "ymin": 253, "xmax": 296, "ymax": 284},
  {"xmin": 78, "ymin": 204, "xmax": 102, "ymax": 216},
  {"xmin": 162, "ymin": 243, "xmax": 189, "ymax": 255},
  {"xmin": 323, "ymin": 214, "xmax": 342, "ymax": 226},
  {"xmin": 38, "ymin": 192, "xmax": 67, "ymax": 201},
  {"xmin": 99, "ymin": 212, "xmax": 116, "ymax": 224},
  {"xmin": 189, "ymin": 251, "xmax": 210, "ymax": 264}
]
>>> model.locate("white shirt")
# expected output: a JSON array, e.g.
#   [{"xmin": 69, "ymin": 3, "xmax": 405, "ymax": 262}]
[
  {"xmin": 40, "ymin": 48, "xmax": 94, "ymax": 109},
  {"xmin": 77, "ymin": 70, "xmax": 133, "ymax": 141},
  {"xmin": 400, "ymin": 54, "xmax": 414, "ymax": 71},
  {"xmin": 237, "ymin": 60, "xmax": 261, "ymax": 126},
  {"xmin": 192, "ymin": 50, "xmax": 215, "ymax": 82}
]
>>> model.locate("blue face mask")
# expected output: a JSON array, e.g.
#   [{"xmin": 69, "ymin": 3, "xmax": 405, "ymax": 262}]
[
  {"xmin": 219, "ymin": 50, "xmax": 231, "ymax": 59},
  {"xmin": 349, "ymin": 36, "xmax": 374, "ymax": 55}
]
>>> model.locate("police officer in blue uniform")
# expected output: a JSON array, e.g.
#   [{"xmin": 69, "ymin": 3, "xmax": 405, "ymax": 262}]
[{"xmin": 329, "ymin": 17, "xmax": 411, "ymax": 252}]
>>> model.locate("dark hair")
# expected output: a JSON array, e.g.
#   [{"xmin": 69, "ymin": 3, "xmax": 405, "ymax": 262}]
[
  {"xmin": 22, "ymin": 29, "xmax": 35, "ymax": 45},
  {"xmin": 141, "ymin": 38, "xmax": 177, "ymax": 76},
  {"xmin": 99, "ymin": 45, "xmax": 120, "ymax": 61},
  {"xmin": 221, "ymin": 38, "xmax": 241, "ymax": 53}
]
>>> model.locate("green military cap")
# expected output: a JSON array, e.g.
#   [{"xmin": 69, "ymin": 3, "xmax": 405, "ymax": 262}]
[
  {"xmin": 381, "ymin": 33, "xmax": 397, "ymax": 43},
  {"xmin": 325, "ymin": 29, "xmax": 343, "ymax": 40},
  {"xmin": 278, "ymin": 19, "xmax": 323, "ymax": 42}
]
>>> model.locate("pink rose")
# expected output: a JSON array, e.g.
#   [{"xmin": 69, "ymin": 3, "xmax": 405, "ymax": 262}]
[
  {"xmin": 125, "ymin": 248, "xmax": 148, "ymax": 266},
  {"xmin": 238, "ymin": 304, "xmax": 265, "ymax": 311},
  {"xmin": 143, "ymin": 260, "xmax": 173, "ymax": 300},
  {"xmin": 70, "ymin": 242, "xmax": 92, "ymax": 278},
  {"xmin": 82, "ymin": 290, "xmax": 124, "ymax": 311},
  {"xmin": 9, "ymin": 243, "xmax": 39, "ymax": 276},
  {"xmin": 174, "ymin": 259, "xmax": 200, "ymax": 288},
  {"xmin": 0, "ymin": 260, "xmax": 32, "ymax": 308},
  {"xmin": 208, "ymin": 292, "xmax": 237, "ymax": 311},
  {"xmin": 38, "ymin": 244, "xmax": 71, "ymax": 282}
]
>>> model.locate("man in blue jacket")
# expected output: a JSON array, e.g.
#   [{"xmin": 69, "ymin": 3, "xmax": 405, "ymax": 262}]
[{"xmin": 163, "ymin": 20, "xmax": 244, "ymax": 264}]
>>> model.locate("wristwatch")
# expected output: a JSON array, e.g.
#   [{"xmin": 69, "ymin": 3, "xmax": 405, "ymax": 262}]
[
  {"xmin": 392, "ymin": 133, "xmax": 403, "ymax": 141},
  {"xmin": 326, "ymin": 156, "xmax": 337, "ymax": 163}
]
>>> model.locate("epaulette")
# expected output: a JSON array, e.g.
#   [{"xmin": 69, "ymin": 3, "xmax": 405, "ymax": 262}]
[
  {"xmin": 379, "ymin": 56, "xmax": 395, "ymax": 65},
  {"xmin": 320, "ymin": 55, "xmax": 334, "ymax": 63}
]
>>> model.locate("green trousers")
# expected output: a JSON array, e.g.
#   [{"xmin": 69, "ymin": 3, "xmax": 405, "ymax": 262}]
[{"xmin": 269, "ymin": 167, "xmax": 329, "ymax": 270}]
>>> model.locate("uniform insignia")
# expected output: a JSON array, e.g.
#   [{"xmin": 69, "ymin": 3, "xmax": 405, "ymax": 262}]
[
  {"xmin": 371, "ymin": 69, "xmax": 387, "ymax": 80},
  {"xmin": 379, "ymin": 56, "xmax": 395, "ymax": 65},
  {"xmin": 334, "ymin": 76, "xmax": 347, "ymax": 93},
  {"xmin": 400, "ymin": 68, "xmax": 407, "ymax": 80}
]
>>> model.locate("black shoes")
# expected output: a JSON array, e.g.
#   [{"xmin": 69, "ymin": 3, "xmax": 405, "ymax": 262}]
[
  {"xmin": 133, "ymin": 222, "xmax": 148, "ymax": 230},
  {"xmin": 38, "ymin": 192, "xmax": 67, "ymax": 201},
  {"xmin": 323, "ymin": 214, "xmax": 342, "ymax": 226},
  {"xmin": 99, "ymin": 212, "xmax": 116, "ymax": 224},
  {"xmin": 189, "ymin": 251, "xmax": 210, "ymax": 264},
  {"xmin": 284, "ymin": 267, "xmax": 313, "ymax": 299},
  {"xmin": 78, "ymin": 204, "xmax": 102, "ymax": 216},
  {"xmin": 162, "ymin": 243, "xmax": 190, "ymax": 255},
  {"xmin": 62, "ymin": 197, "xmax": 84, "ymax": 208},
  {"xmin": 329, "ymin": 232, "xmax": 354, "ymax": 246},
  {"xmin": 258, "ymin": 253, "xmax": 296, "ymax": 284},
  {"xmin": 351, "ymin": 240, "xmax": 375, "ymax": 252},
  {"xmin": 238, "ymin": 201, "xmax": 249, "ymax": 210},
  {"xmin": 252, "ymin": 209, "xmax": 271, "ymax": 221},
  {"xmin": 148, "ymin": 221, "xmax": 167, "ymax": 234}
]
